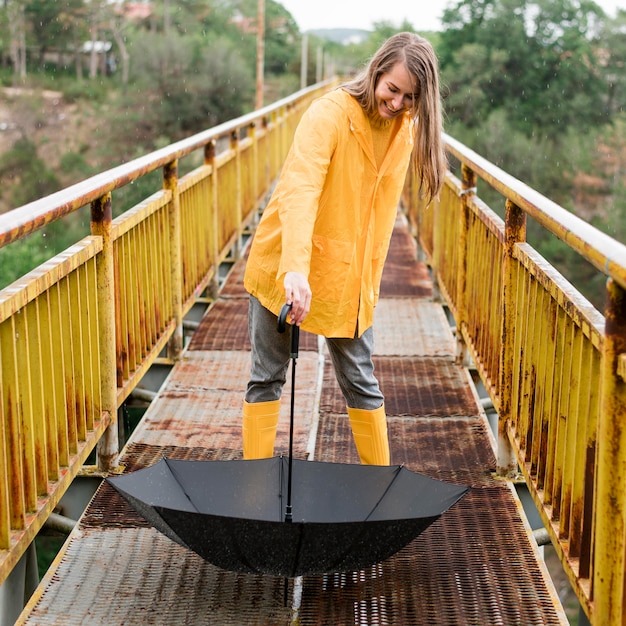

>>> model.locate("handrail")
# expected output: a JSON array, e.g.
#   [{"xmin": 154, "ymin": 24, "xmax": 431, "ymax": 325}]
[
  {"xmin": 0, "ymin": 80, "xmax": 334, "ymax": 249},
  {"xmin": 444, "ymin": 133, "xmax": 626, "ymax": 291},
  {"xmin": 405, "ymin": 132, "xmax": 626, "ymax": 625},
  {"xmin": 2, "ymin": 79, "xmax": 625, "ymax": 624},
  {"xmin": 0, "ymin": 79, "xmax": 336, "ymax": 589}
]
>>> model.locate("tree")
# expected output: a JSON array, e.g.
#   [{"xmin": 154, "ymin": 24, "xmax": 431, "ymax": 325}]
[
  {"xmin": 24, "ymin": 0, "xmax": 86, "ymax": 67},
  {"xmin": 117, "ymin": 29, "xmax": 254, "ymax": 148},
  {"xmin": 4, "ymin": 0, "xmax": 27, "ymax": 80},
  {"xmin": 439, "ymin": 0, "xmax": 608, "ymax": 137},
  {"xmin": 599, "ymin": 9, "xmax": 626, "ymax": 115}
]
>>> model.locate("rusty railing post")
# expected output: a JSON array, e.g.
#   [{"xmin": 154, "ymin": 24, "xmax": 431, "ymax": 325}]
[
  {"xmin": 497, "ymin": 199, "xmax": 526, "ymax": 477},
  {"xmin": 163, "ymin": 160, "xmax": 183, "ymax": 359},
  {"xmin": 91, "ymin": 193, "xmax": 118, "ymax": 471},
  {"xmin": 593, "ymin": 277, "xmax": 626, "ymax": 623}
]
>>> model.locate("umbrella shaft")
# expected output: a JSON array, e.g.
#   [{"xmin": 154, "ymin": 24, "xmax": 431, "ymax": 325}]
[{"xmin": 286, "ymin": 357, "xmax": 296, "ymax": 515}]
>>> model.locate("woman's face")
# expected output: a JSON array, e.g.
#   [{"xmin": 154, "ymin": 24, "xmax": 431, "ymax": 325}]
[{"xmin": 374, "ymin": 62, "xmax": 416, "ymax": 120}]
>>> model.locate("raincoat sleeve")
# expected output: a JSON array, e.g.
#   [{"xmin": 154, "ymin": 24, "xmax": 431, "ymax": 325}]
[{"xmin": 273, "ymin": 98, "xmax": 340, "ymax": 283}]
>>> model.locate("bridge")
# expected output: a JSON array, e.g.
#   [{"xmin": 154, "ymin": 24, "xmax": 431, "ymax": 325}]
[{"xmin": 1, "ymin": 81, "xmax": 625, "ymax": 624}]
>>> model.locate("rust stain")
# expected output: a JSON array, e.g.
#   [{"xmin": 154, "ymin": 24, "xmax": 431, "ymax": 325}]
[{"xmin": 320, "ymin": 357, "xmax": 479, "ymax": 417}]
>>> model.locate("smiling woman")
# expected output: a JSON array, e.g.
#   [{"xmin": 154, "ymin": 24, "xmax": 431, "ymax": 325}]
[
  {"xmin": 373, "ymin": 64, "xmax": 417, "ymax": 119},
  {"xmin": 241, "ymin": 32, "xmax": 447, "ymax": 466}
]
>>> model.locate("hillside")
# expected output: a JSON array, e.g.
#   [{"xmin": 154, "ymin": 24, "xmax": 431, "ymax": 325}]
[{"xmin": 0, "ymin": 87, "xmax": 106, "ymax": 214}]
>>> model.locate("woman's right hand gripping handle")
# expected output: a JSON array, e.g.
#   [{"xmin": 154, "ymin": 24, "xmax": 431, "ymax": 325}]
[{"xmin": 283, "ymin": 271, "xmax": 311, "ymax": 326}]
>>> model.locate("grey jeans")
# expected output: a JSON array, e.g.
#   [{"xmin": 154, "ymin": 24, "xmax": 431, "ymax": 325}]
[{"xmin": 245, "ymin": 295, "xmax": 384, "ymax": 410}]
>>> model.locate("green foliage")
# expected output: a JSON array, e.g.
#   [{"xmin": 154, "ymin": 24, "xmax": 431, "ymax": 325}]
[
  {"xmin": 60, "ymin": 151, "xmax": 96, "ymax": 180},
  {"xmin": 24, "ymin": 0, "xmax": 87, "ymax": 64},
  {"xmin": 0, "ymin": 138, "xmax": 60, "ymax": 208},
  {"xmin": 439, "ymin": 0, "xmax": 608, "ymax": 137},
  {"xmin": 118, "ymin": 29, "xmax": 254, "ymax": 146},
  {"xmin": 0, "ymin": 233, "xmax": 52, "ymax": 289},
  {"xmin": 599, "ymin": 9, "xmax": 626, "ymax": 116},
  {"xmin": 0, "ymin": 205, "xmax": 91, "ymax": 289}
]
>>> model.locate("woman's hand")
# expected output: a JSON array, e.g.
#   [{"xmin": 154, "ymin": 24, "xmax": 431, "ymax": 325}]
[{"xmin": 284, "ymin": 272, "xmax": 312, "ymax": 325}]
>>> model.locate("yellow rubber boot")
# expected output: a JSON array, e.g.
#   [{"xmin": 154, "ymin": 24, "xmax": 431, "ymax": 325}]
[
  {"xmin": 347, "ymin": 405, "xmax": 390, "ymax": 465},
  {"xmin": 242, "ymin": 399, "xmax": 280, "ymax": 460}
]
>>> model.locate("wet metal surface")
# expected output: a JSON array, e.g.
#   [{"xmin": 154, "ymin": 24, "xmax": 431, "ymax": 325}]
[
  {"xmin": 131, "ymin": 350, "xmax": 319, "ymax": 455},
  {"xmin": 19, "ymin": 214, "xmax": 566, "ymax": 625},
  {"xmin": 320, "ymin": 357, "xmax": 479, "ymax": 417},
  {"xmin": 380, "ymin": 216, "xmax": 433, "ymax": 298},
  {"xmin": 373, "ymin": 299, "xmax": 455, "ymax": 357},
  {"xmin": 26, "ymin": 527, "xmax": 293, "ymax": 625},
  {"xmin": 298, "ymin": 486, "xmax": 560, "ymax": 625},
  {"xmin": 188, "ymin": 296, "xmax": 320, "ymax": 352},
  {"xmin": 315, "ymin": 415, "xmax": 495, "ymax": 487}
]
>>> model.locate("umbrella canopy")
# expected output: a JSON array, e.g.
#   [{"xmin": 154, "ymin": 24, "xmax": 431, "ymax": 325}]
[{"xmin": 106, "ymin": 455, "xmax": 469, "ymax": 578}]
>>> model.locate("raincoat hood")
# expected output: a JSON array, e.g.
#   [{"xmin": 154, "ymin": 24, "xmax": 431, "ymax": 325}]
[{"xmin": 244, "ymin": 88, "xmax": 414, "ymax": 338}]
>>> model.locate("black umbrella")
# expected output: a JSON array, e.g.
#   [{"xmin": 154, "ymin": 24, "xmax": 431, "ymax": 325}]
[{"xmin": 107, "ymin": 305, "xmax": 469, "ymax": 578}]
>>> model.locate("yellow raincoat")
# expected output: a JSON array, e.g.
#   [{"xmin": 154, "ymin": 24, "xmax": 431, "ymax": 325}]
[{"xmin": 244, "ymin": 88, "xmax": 415, "ymax": 338}]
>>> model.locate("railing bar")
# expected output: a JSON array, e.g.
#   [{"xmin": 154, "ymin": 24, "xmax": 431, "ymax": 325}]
[
  {"xmin": 522, "ymin": 274, "xmax": 538, "ymax": 470},
  {"xmin": 510, "ymin": 259, "xmax": 525, "ymax": 449},
  {"xmin": 70, "ymin": 268, "xmax": 87, "ymax": 442},
  {"xmin": 25, "ymin": 300, "xmax": 47, "ymax": 497},
  {"xmin": 579, "ymin": 342, "xmax": 600, "ymax": 579},
  {"xmin": 567, "ymin": 332, "xmax": 589, "ymax": 556},
  {"xmin": 60, "ymin": 277, "xmax": 78, "ymax": 455},
  {"xmin": 14, "ymin": 308, "xmax": 37, "ymax": 513},
  {"xmin": 533, "ymin": 287, "xmax": 551, "ymax": 494},
  {"xmin": 84, "ymin": 259, "xmax": 97, "ymax": 431},
  {"xmin": 137, "ymin": 219, "xmax": 149, "ymax": 364},
  {"xmin": 49, "ymin": 283, "xmax": 69, "ymax": 467},
  {"xmin": 0, "ymin": 365, "xmax": 9, "ymax": 548},
  {"xmin": 149, "ymin": 214, "xmax": 160, "ymax": 344},
  {"xmin": 113, "ymin": 238, "xmax": 125, "ymax": 387},
  {"xmin": 155, "ymin": 209, "xmax": 167, "ymax": 333},
  {"xmin": 542, "ymin": 295, "xmax": 559, "ymax": 500},
  {"xmin": 529, "ymin": 276, "xmax": 543, "ymax": 474},
  {"xmin": 562, "ymin": 325, "xmax": 584, "ymax": 544},
  {"xmin": 1, "ymin": 317, "xmax": 25, "ymax": 529},
  {"xmin": 39, "ymin": 290, "xmax": 59, "ymax": 482},
  {"xmin": 553, "ymin": 313, "xmax": 575, "ymax": 522}
]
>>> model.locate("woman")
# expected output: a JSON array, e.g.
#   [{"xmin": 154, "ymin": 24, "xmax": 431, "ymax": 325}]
[{"xmin": 242, "ymin": 32, "xmax": 447, "ymax": 464}]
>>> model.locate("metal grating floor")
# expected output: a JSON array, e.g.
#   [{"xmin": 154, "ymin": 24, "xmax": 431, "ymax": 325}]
[{"xmin": 18, "ymin": 213, "xmax": 567, "ymax": 625}]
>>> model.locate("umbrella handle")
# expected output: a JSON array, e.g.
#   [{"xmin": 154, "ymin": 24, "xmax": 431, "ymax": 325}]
[{"xmin": 277, "ymin": 304, "xmax": 300, "ymax": 358}]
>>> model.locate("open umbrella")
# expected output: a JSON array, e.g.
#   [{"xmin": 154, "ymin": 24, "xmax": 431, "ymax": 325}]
[{"xmin": 107, "ymin": 305, "xmax": 469, "ymax": 578}]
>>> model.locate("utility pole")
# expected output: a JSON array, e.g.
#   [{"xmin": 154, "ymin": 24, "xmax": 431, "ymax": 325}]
[
  {"xmin": 164, "ymin": 0, "xmax": 170, "ymax": 36},
  {"xmin": 256, "ymin": 0, "xmax": 265, "ymax": 109},
  {"xmin": 300, "ymin": 33, "xmax": 308, "ymax": 90}
]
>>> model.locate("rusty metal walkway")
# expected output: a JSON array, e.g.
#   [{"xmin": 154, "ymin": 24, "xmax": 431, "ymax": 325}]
[{"xmin": 18, "ymin": 214, "xmax": 566, "ymax": 625}]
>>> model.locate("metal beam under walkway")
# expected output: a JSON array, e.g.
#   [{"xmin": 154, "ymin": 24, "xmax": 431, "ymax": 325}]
[{"xmin": 17, "ymin": 213, "xmax": 567, "ymax": 625}]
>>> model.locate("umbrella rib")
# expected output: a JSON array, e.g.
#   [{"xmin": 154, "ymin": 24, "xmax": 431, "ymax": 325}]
[
  {"xmin": 363, "ymin": 465, "xmax": 404, "ymax": 522},
  {"xmin": 163, "ymin": 457, "xmax": 201, "ymax": 513}
]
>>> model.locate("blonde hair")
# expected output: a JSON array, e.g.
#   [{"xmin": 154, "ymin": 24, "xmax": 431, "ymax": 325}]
[{"xmin": 342, "ymin": 32, "xmax": 447, "ymax": 201}]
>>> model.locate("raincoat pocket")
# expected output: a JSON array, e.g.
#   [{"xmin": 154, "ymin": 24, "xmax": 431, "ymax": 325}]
[{"xmin": 309, "ymin": 234, "xmax": 354, "ymax": 302}]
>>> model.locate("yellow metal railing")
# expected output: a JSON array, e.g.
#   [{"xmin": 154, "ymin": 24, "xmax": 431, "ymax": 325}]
[
  {"xmin": 404, "ymin": 134, "xmax": 626, "ymax": 625},
  {"xmin": 3, "ymin": 78, "xmax": 625, "ymax": 623},
  {"xmin": 0, "ymin": 81, "xmax": 334, "ymax": 586}
]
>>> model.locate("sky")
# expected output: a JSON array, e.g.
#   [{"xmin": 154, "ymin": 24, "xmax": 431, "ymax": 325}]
[{"xmin": 278, "ymin": 0, "xmax": 626, "ymax": 32}]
